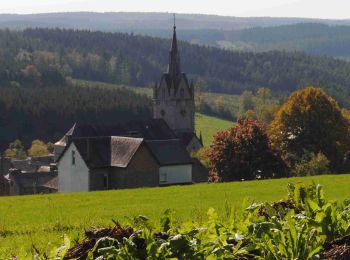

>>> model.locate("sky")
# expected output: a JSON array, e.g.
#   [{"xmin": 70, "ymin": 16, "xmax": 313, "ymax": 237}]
[{"xmin": 0, "ymin": 0, "xmax": 350, "ymax": 20}]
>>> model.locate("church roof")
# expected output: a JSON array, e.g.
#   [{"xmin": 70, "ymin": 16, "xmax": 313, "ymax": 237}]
[
  {"xmin": 55, "ymin": 118, "xmax": 177, "ymax": 146},
  {"xmin": 167, "ymin": 24, "xmax": 181, "ymax": 79}
]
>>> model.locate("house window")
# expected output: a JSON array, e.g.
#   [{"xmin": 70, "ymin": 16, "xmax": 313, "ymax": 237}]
[
  {"xmin": 103, "ymin": 174, "xmax": 109, "ymax": 190},
  {"xmin": 72, "ymin": 150, "xmax": 76, "ymax": 165},
  {"xmin": 160, "ymin": 173, "xmax": 167, "ymax": 184}
]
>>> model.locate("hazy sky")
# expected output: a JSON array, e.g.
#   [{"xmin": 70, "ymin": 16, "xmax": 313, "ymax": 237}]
[{"xmin": 1, "ymin": 0, "xmax": 350, "ymax": 19}]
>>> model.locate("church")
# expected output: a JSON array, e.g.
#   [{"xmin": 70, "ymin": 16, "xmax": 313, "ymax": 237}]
[{"xmin": 55, "ymin": 23, "xmax": 206, "ymax": 192}]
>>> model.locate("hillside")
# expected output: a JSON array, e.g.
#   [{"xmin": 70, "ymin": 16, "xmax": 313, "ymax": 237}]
[
  {"xmin": 0, "ymin": 86, "xmax": 152, "ymax": 150},
  {"xmin": 3, "ymin": 13, "xmax": 350, "ymax": 59},
  {"xmin": 2, "ymin": 28, "xmax": 350, "ymax": 99},
  {"xmin": 0, "ymin": 174, "xmax": 349, "ymax": 257},
  {"xmin": 195, "ymin": 113, "xmax": 233, "ymax": 146},
  {"xmin": 221, "ymin": 23, "xmax": 350, "ymax": 59}
]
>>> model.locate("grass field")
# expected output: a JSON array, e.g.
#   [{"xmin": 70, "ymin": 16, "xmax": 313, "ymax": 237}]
[
  {"xmin": 195, "ymin": 113, "xmax": 234, "ymax": 146},
  {"xmin": 1, "ymin": 174, "xmax": 350, "ymax": 257}
]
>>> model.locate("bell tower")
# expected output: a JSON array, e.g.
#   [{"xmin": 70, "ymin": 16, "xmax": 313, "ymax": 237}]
[{"xmin": 153, "ymin": 16, "xmax": 195, "ymax": 134}]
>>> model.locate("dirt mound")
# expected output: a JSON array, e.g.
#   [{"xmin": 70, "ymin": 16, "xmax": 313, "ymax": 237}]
[
  {"xmin": 321, "ymin": 235, "xmax": 350, "ymax": 260},
  {"xmin": 64, "ymin": 223, "xmax": 133, "ymax": 260}
]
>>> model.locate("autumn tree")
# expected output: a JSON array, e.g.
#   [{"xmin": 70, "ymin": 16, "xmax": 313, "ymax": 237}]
[
  {"xmin": 239, "ymin": 91, "xmax": 255, "ymax": 115},
  {"xmin": 4, "ymin": 139, "xmax": 27, "ymax": 160},
  {"xmin": 255, "ymin": 87, "xmax": 280, "ymax": 124},
  {"xmin": 208, "ymin": 117, "xmax": 287, "ymax": 181},
  {"xmin": 269, "ymin": 86, "xmax": 350, "ymax": 171},
  {"xmin": 27, "ymin": 140, "xmax": 50, "ymax": 157}
]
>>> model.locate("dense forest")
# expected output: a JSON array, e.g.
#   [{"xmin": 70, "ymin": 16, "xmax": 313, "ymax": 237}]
[
  {"xmin": 2, "ymin": 28, "xmax": 350, "ymax": 100},
  {"xmin": 2, "ymin": 27, "xmax": 350, "ymax": 149},
  {"xmin": 0, "ymin": 86, "xmax": 151, "ymax": 150}
]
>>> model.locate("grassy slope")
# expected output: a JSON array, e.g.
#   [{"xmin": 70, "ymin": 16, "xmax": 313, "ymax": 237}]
[
  {"xmin": 1, "ymin": 174, "xmax": 350, "ymax": 256},
  {"xmin": 195, "ymin": 113, "xmax": 233, "ymax": 146}
]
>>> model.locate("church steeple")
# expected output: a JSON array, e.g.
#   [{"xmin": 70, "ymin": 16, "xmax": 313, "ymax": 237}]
[
  {"xmin": 153, "ymin": 16, "xmax": 196, "ymax": 134},
  {"xmin": 167, "ymin": 14, "xmax": 181, "ymax": 80}
]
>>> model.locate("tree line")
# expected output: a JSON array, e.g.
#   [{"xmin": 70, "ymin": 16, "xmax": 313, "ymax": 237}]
[
  {"xmin": 0, "ymin": 86, "xmax": 152, "ymax": 151},
  {"xmin": 195, "ymin": 87, "xmax": 350, "ymax": 181},
  {"xmin": 1, "ymin": 28, "xmax": 350, "ymax": 102}
]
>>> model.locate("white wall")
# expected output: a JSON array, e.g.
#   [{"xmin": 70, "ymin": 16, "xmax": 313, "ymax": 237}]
[
  {"xmin": 58, "ymin": 143, "xmax": 90, "ymax": 193},
  {"xmin": 159, "ymin": 164, "xmax": 192, "ymax": 185}
]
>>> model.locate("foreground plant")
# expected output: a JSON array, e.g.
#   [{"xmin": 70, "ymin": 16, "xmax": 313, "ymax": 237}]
[{"xmin": 47, "ymin": 183, "xmax": 350, "ymax": 259}]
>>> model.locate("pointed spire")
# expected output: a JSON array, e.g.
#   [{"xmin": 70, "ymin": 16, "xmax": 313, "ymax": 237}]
[
  {"xmin": 199, "ymin": 131, "xmax": 203, "ymax": 146},
  {"xmin": 167, "ymin": 13, "xmax": 181, "ymax": 80}
]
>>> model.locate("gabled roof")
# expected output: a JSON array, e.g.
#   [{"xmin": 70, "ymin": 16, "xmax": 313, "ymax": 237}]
[
  {"xmin": 60, "ymin": 136, "xmax": 192, "ymax": 169},
  {"xmin": 9, "ymin": 171, "xmax": 58, "ymax": 191},
  {"xmin": 175, "ymin": 132, "xmax": 202, "ymax": 147},
  {"xmin": 145, "ymin": 139, "xmax": 193, "ymax": 166},
  {"xmin": 72, "ymin": 136, "xmax": 143, "ymax": 169}
]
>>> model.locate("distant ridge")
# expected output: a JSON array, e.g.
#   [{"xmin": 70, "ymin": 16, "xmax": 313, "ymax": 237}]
[{"xmin": 1, "ymin": 12, "xmax": 350, "ymax": 32}]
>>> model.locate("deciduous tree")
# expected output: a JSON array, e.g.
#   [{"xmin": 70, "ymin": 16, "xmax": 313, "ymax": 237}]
[
  {"xmin": 269, "ymin": 86, "xmax": 350, "ymax": 171},
  {"xmin": 27, "ymin": 140, "xmax": 50, "ymax": 157},
  {"xmin": 208, "ymin": 117, "xmax": 287, "ymax": 181}
]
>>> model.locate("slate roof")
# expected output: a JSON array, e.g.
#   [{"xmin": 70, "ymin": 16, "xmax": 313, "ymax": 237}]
[
  {"xmin": 63, "ymin": 136, "xmax": 192, "ymax": 169},
  {"xmin": 55, "ymin": 119, "xmax": 177, "ymax": 147},
  {"xmin": 72, "ymin": 136, "xmax": 143, "ymax": 168},
  {"xmin": 9, "ymin": 171, "xmax": 58, "ymax": 191},
  {"xmin": 145, "ymin": 139, "xmax": 193, "ymax": 166},
  {"xmin": 175, "ymin": 132, "xmax": 201, "ymax": 147},
  {"xmin": 11, "ymin": 156, "xmax": 54, "ymax": 172}
]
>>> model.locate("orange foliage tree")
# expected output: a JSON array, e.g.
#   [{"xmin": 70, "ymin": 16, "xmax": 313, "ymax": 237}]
[{"xmin": 269, "ymin": 86, "xmax": 350, "ymax": 172}]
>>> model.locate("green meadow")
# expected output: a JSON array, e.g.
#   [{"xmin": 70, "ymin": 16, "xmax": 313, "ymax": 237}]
[
  {"xmin": 0, "ymin": 174, "xmax": 350, "ymax": 257},
  {"xmin": 195, "ymin": 113, "xmax": 234, "ymax": 146}
]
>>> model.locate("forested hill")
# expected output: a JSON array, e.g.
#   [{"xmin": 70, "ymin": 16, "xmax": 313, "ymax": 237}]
[
  {"xmin": 224, "ymin": 23, "xmax": 350, "ymax": 58},
  {"xmin": 0, "ymin": 86, "xmax": 152, "ymax": 151},
  {"xmin": 2, "ymin": 12, "xmax": 350, "ymax": 31},
  {"xmin": 2, "ymin": 28, "xmax": 350, "ymax": 102}
]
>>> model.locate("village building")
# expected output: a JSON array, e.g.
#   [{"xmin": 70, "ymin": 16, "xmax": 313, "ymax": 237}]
[
  {"xmin": 57, "ymin": 136, "xmax": 193, "ymax": 192},
  {"xmin": 6, "ymin": 169, "xmax": 58, "ymax": 195},
  {"xmin": 11, "ymin": 155, "xmax": 54, "ymax": 173},
  {"xmin": 55, "ymin": 22, "xmax": 207, "ymax": 192},
  {"xmin": 0, "ymin": 155, "xmax": 57, "ymax": 196}
]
